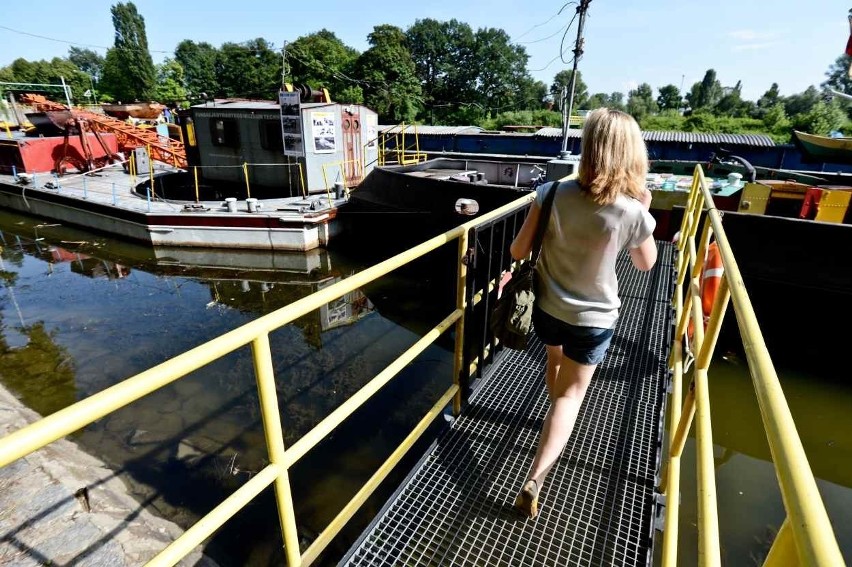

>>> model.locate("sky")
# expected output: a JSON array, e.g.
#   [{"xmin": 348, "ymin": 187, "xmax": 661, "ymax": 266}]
[{"xmin": 0, "ymin": 0, "xmax": 849, "ymax": 102}]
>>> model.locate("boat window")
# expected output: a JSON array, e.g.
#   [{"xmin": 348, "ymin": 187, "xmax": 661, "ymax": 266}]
[
  {"xmin": 259, "ymin": 120, "xmax": 284, "ymax": 151},
  {"xmin": 210, "ymin": 118, "xmax": 240, "ymax": 147}
]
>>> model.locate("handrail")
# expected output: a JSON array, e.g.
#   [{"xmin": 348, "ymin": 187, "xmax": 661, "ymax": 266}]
[
  {"xmin": 0, "ymin": 191, "xmax": 536, "ymax": 567},
  {"xmin": 661, "ymin": 165, "xmax": 845, "ymax": 566}
]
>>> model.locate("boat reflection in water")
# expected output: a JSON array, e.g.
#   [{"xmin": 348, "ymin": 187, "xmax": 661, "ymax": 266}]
[{"xmin": 0, "ymin": 210, "xmax": 452, "ymax": 566}]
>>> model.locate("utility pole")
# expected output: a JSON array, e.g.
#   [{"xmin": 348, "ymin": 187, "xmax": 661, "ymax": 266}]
[{"xmin": 560, "ymin": 0, "xmax": 592, "ymax": 158}]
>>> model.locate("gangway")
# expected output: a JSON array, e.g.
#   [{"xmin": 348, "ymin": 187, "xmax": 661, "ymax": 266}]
[
  {"xmin": 20, "ymin": 93, "xmax": 187, "ymax": 168},
  {"xmin": 340, "ymin": 244, "xmax": 674, "ymax": 566}
]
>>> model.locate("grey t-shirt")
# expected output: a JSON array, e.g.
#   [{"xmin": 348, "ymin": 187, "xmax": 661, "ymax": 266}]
[{"xmin": 534, "ymin": 180, "xmax": 656, "ymax": 329}]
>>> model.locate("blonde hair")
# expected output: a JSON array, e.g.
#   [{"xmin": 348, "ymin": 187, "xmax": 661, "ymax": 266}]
[{"xmin": 577, "ymin": 108, "xmax": 648, "ymax": 205}]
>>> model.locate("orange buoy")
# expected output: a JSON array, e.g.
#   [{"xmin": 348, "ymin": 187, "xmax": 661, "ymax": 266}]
[
  {"xmin": 700, "ymin": 242, "xmax": 723, "ymax": 325},
  {"xmin": 688, "ymin": 242, "xmax": 723, "ymax": 340}
]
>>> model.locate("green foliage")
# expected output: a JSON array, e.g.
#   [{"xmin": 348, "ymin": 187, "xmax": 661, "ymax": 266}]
[
  {"xmin": 822, "ymin": 55, "xmax": 852, "ymax": 96},
  {"xmin": 67, "ymin": 47, "xmax": 104, "ymax": 82},
  {"xmin": 355, "ymin": 25, "xmax": 422, "ymax": 122},
  {"xmin": 640, "ymin": 110, "xmax": 685, "ymax": 131},
  {"xmin": 762, "ymin": 103, "xmax": 792, "ymax": 142},
  {"xmin": 1, "ymin": 57, "xmax": 90, "ymax": 104},
  {"xmin": 174, "ymin": 40, "xmax": 219, "ymax": 99},
  {"xmin": 215, "ymin": 38, "xmax": 280, "ymax": 98},
  {"xmin": 792, "ymin": 100, "xmax": 847, "ymax": 136},
  {"xmin": 551, "ymin": 70, "xmax": 588, "ymax": 110},
  {"xmin": 656, "ymin": 85, "xmax": 681, "ymax": 111},
  {"xmin": 100, "ymin": 2, "xmax": 156, "ymax": 102},
  {"xmin": 685, "ymin": 69, "xmax": 722, "ymax": 111},
  {"xmin": 784, "ymin": 85, "xmax": 820, "ymax": 117},
  {"xmin": 153, "ymin": 59, "xmax": 187, "ymax": 104},
  {"xmin": 478, "ymin": 109, "xmax": 562, "ymax": 130},
  {"xmin": 287, "ymin": 30, "xmax": 360, "ymax": 99},
  {"xmin": 626, "ymin": 83, "xmax": 657, "ymax": 120},
  {"xmin": 405, "ymin": 19, "xmax": 477, "ymax": 123}
]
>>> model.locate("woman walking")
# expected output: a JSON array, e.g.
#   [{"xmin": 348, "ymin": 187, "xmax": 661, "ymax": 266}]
[{"xmin": 509, "ymin": 108, "xmax": 658, "ymax": 518}]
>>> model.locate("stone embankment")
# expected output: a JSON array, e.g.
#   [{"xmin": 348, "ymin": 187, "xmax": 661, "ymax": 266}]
[{"xmin": 0, "ymin": 383, "xmax": 217, "ymax": 566}]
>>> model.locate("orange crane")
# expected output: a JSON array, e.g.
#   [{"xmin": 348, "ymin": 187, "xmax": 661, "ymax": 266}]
[{"xmin": 21, "ymin": 94, "xmax": 187, "ymax": 168}]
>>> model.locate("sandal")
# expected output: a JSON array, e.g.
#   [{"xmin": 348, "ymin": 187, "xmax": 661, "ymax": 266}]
[{"xmin": 514, "ymin": 479, "xmax": 539, "ymax": 519}]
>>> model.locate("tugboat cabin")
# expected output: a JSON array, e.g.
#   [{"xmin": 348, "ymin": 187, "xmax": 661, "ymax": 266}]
[{"xmin": 188, "ymin": 99, "xmax": 379, "ymax": 198}]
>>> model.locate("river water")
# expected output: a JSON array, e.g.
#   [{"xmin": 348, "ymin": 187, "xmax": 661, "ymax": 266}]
[{"xmin": 0, "ymin": 211, "xmax": 848, "ymax": 565}]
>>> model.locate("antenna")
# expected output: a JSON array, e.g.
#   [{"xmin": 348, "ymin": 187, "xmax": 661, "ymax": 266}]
[
  {"xmin": 560, "ymin": 0, "xmax": 592, "ymax": 158},
  {"xmin": 281, "ymin": 41, "xmax": 288, "ymax": 87}
]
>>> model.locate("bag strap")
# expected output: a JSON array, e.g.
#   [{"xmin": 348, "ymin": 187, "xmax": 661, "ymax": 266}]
[{"xmin": 530, "ymin": 181, "xmax": 559, "ymax": 266}]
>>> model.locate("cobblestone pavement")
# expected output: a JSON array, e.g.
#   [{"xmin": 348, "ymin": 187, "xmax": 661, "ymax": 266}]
[{"xmin": 0, "ymin": 384, "xmax": 217, "ymax": 566}]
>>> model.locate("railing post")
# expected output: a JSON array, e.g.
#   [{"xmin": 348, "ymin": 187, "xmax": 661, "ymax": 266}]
[
  {"xmin": 452, "ymin": 229, "xmax": 470, "ymax": 415},
  {"xmin": 252, "ymin": 334, "xmax": 301, "ymax": 567},
  {"xmin": 243, "ymin": 162, "xmax": 251, "ymax": 200},
  {"xmin": 194, "ymin": 166, "xmax": 200, "ymax": 203}
]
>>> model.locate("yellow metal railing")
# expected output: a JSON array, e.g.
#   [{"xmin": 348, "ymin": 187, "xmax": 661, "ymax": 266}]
[
  {"xmin": 0, "ymin": 192, "xmax": 536, "ymax": 567},
  {"xmin": 661, "ymin": 165, "xmax": 845, "ymax": 566},
  {"xmin": 321, "ymin": 159, "xmax": 363, "ymax": 203},
  {"xmin": 378, "ymin": 123, "xmax": 428, "ymax": 167}
]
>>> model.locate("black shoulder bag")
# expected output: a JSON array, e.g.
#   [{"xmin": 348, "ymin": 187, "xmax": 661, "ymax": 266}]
[{"xmin": 489, "ymin": 182, "xmax": 559, "ymax": 350}]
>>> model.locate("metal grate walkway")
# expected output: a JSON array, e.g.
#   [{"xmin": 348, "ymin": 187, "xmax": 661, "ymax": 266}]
[{"xmin": 341, "ymin": 243, "xmax": 674, "ymax": 567}]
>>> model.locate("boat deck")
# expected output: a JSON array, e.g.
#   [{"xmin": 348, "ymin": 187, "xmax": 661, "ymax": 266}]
[
  {"xmin": 0, "ymin": 167, "xmax": 342, "ymax": 219},
  {"xmin": 0, "ymin": 166, "xmax": 347, "ymax": 250},
  {"xmin": 341, "ymin": 243, "xmax": 674, "ymax": 566}
]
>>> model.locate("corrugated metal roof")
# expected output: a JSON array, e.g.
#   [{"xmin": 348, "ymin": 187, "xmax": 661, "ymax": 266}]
[
  {"xmin": 379, "ymin": 125, "xmax": 484, "ymax": 136},
  {"xmin": 533, "ymin": 127, "xmax": 775, "ymax": 147}
]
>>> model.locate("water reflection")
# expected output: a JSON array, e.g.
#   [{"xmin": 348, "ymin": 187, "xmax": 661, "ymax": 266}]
[
  {"xmin": 0, "ymin": 211, "xmax": 453, "ymax": 566},
  {"xmin": 664, "ymin": 358, "xmax": 852, "ymax": 564}
]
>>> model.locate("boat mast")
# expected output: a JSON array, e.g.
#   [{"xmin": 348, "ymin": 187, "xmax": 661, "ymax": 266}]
[{"xmin": 560, "ymin": 0, "xmax": 592, "ymax": 158}]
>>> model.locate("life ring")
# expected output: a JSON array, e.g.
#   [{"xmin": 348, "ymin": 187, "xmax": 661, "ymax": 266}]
[
  {"xmin": 688, "ymin": 242, "xmax": 723, "ymax": 339},
  {"xmin": 700, "ymin": 242, "xmax": 723, "ymax": 325}
]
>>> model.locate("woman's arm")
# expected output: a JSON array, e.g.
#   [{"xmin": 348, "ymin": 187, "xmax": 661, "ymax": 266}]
[
  {"xmin": 629, "ymin": 236, "xmax": 657, "ymax": 271},
  {"xmin": 509, "ymin": 202, "xmax": 542, "ymax": 261}
]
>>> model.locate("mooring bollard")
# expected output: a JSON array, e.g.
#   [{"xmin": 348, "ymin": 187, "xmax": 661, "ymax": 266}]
[
  {"xmin": 11, "ymin": 165, "xmax": 17, "ymax": 180},
  {"xmin": 146, "ymin": 185, "xmax": 151, "ymax": 212}
]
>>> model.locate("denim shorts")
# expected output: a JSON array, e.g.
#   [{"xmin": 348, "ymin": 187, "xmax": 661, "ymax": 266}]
[{"xmin": 532, "ymin": 307, "xmax": 614, "ymax": 365}]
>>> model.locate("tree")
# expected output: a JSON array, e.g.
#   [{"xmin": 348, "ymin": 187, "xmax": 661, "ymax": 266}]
[
  {"xmin": 287, "ymin": 30, "xmax": 360, "ymax": 102},
  {"xmin": 822, "ymin": 55, "xmax": 852, "ymax": 95},
  {"xmin": 471, "ymin": 27, "xmax": 532, "ymax": 117},
  {"xmin": 656, "ymin": 84, "xmax": 682, "ymax": 111},
  {"xmin": 67, "ymin": 47, "xmax": 104, "ymax": 83},
  {"xmin": 215, "ymin": 38, "xmax": 280, "ymax": 98},
  {"xmin": 99, "ymin": 2, "xmax": 156, "ymax": 102},
  {"xmin": 792, "ymin": 100, "xmax": 846, "ymax": 135},
  {"xmin": 175, "ymin": 40, "xmax": 219, "ymax": 99},
  {"xmin": 757, "ymin": 83, "xmax": 782, "ymax": 110},
  {"xmin": 626, "ymin": 83, "xmax": 657, "ymax": 120},
  {"xmin": 715, "ymin": 80, "xmax": 745, "ymax": 116},
  {"xmin": 355, "ymin": 25, "xmax": 422, "ymax": 122},
  {"xmin": 405, "ymin": 18, "xmax": 476, "ymax": 123},
  {"xmin": 551, "ymin": 69, "xmax": 588, "ymax": 110},
  {"xmin": 784, "ymin": 86, "xmax": 821, "ymax": 117},
  {"xmin": 153, "ymin": 59, "xmax": 187, "ymax": 105},
  {"xmin": 3, "ymin": 57, "xmax": 90, "ymax": 104},
  {"xmin": 762, "ymin": 103, "xmax": 791, "ymax": 141},
  {"xmin": 685, "ymin": 69, "xmax": 722, "ymax": 111}
]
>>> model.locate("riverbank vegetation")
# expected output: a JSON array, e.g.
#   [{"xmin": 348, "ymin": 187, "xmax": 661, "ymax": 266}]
[{"xmin": 1, "ymin": 2, "xmax": 849, "ymax": 142}]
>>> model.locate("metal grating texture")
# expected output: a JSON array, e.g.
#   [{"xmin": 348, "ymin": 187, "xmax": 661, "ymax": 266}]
[{"xmin": 341, "ymin": 243, "xmax": 674, "ymax": 567}]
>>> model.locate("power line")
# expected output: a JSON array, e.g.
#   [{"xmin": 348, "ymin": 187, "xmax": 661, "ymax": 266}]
[
  {"xmin": 514, "ymin": 2, "xmax": 577, "ymax": 40},
  {"xmin": 0, "ymin": 24, "xmax": 171, "ymax": 54}
]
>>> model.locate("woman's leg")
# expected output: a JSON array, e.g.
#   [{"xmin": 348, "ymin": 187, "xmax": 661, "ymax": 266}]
[
  {"xmin": 527, "ymin": 355, "xmax": 597, "ymax": 487},
  {"xmin": 544, "ymin": 345, "xmax": 562, "ymax": 401}
]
